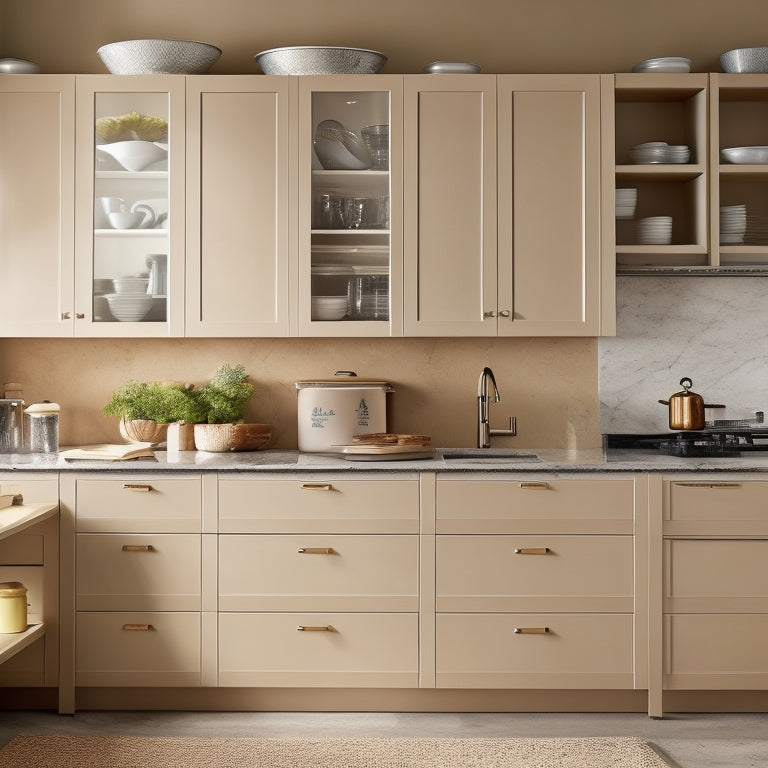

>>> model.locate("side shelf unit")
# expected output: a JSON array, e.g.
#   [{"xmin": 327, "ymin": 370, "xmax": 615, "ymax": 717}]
[{"xmin": 613, "ymin": 74, "xmax": 708, "ymax": 270}]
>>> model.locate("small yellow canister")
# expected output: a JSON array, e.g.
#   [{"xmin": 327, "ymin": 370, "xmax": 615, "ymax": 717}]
[{"xmin": 0, "ymin": 581, "xmax": 28, "ymax": 633}]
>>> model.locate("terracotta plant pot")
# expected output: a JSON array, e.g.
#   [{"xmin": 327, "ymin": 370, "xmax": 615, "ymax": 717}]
[
  {"xmin": 119, "ymin": 418, "xmax": 169, "ymax": 444},
  {"xmin": 193, "ymin": 423, "xmax": 271, "ymax": 452}
]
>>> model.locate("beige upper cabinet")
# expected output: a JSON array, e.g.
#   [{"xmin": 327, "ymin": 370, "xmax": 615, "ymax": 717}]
[
  {"xmin": 404, "ymin": 75, "xmax": 607, "ymax": 337},
  {"xmin": 0, "ymin": 76, "xmax": 75, "ymax": 337},
  {"xmin": 403, "ymin": 75, "xmax": 498, "ymax": 337},
  {"xmin": 185, "ymin": 76, "xmax": 292, "ymax": 336},
  {"xmin": 75, "ymin": 75, "xmax": 186, "ymax": 336}
]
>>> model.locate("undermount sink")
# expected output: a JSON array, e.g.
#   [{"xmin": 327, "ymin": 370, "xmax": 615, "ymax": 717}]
[{"xmin": 440, "ymin": 448, "xmax": 539, "ymax": 462}]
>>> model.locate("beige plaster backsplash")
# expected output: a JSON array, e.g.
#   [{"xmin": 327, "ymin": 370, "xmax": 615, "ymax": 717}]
[{"xmin": 0, "ymin": 337, "xmax": 599, "ymax": 450}]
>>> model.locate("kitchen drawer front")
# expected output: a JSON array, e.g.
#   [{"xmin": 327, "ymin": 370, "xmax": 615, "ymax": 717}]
[
  {"xmin": 665, "ymin": 538, "xmax": 768, "ymax": 613},
  {"xmin": 218, "ymin": 477, "xmax": 420, "ymax": 533},
  {"xmin": 76, "ymin": 611, "xmax": 201, "ymax": 687},
  {"xmin": 664, "ymin": 614, "xmax": 768, "ymax": 689},
  {"xmin": 218, "ymin": 612, "xmax": 418, "ymax": 687},
  {"xmin": 219, "ymin": 534, "xmax": 419, "ymax": 612},
  {"xmin": 76, "ymin": 533, "xmax": 201, "ymax": 611},
  {"xmin": 665, "ymin": 479, "xmax": 768, "ymax": 535},
  {"xmin": 436, "ymin": 535, "xmax": 634, "ymax": 612},
  {"xmin": 75, "ymin": 476, "xmax": 202, "ymax": 533},
  {"xmin": 436, "ymin": 477, "xmax": 634, "ymax": 534},
  {"xmin": 436, "ymin": 613, "xmax": 634, "ymax": 689},
  {"xmin": 0, "ymin": 474, "xmax": 59, "ymax": 504}
]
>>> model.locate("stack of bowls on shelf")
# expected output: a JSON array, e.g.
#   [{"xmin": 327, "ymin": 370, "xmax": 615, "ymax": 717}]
[
  {"xmin": 311, "ymin": 295, "xmax": 349, "ymax": 321},
  {"xmin": 720, "ymin": 205, "xmax": 747, "ymax": 245},
  {"xmin": 105, "ymin": 276, "xmax": 153, "ymax": 322},
  {"xmin": 637, "ymin": 216, "xmax": 673, "ymax": 245},
  {"xmin": 615, "ymin": 188, "xmax": 637, "ymax": 219}
]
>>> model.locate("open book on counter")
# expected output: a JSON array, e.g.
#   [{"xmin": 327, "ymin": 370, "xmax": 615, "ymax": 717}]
[{"xmin": 59, "ymin": 443, "xmax": 156, "ymax": 461}]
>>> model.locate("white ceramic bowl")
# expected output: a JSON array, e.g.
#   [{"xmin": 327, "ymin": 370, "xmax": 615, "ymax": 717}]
[
  {"xmin": 255, "ymin": 46, "xmax": 386, "ymax": 75},
  {"xmin": 632, "ymin": 57, "xmax": 691, "ymax": 73},
  {"xmin": 0, "ymin": 58, "xmax": 40, "ymax": 74},
  {"xmin": 97, "ymin": 140, "xmax": 168, "ymax": 172},
  {"xmin": 721, "ymin": 146, "xmax": 768, "ymax": 164},
  {"xmin": 105, "ymin": 293, "xmax": 153, "ymax": 322},
  {"xmin": 107, "ymin": 211, "xmax": 145, "ymax": 230},
  {"xmin": 313, "ymin": 135, "xmax": 372, "ymax": 170},
  {"xmin": 112, "ymin": 277, "xmax": 150, "ymax": 294},
  {"xmin": 97, "ymin": 39, "xmax": 221, "ymax": 74},
  {"xmin": 720, "ymin": 47, "xmax": 768, "ymax": 73}
]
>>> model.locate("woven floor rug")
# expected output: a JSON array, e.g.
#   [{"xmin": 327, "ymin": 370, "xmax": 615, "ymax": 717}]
[{"xmin": 0, "ymin": 735, "xmax": 674, "ymax": 768}]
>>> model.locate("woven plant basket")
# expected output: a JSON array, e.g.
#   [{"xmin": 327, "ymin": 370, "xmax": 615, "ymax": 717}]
[
  {"xmin": 194, "ymin": 423, "xmax": 271, "ymax": 452},
  {"xmin": 119, "ymin": 418, "xmax": 169, "ymax": 444}
]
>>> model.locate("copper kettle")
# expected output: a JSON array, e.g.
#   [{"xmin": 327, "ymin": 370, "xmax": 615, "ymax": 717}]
[{"xmin": 658, "ymin": 377, "xmax": 725, "ymax": 430}]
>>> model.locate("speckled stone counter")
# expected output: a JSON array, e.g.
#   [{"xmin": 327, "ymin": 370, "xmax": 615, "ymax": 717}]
[{"xmin": 3, "ymin": 446, "xmax": 768, "ymax": 473}]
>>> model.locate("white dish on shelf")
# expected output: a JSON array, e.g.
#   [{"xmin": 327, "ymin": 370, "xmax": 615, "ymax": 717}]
[
  {"xmin": 96, "ymin": 140, "xmax": 168, "ymax": 172},
  {"xmin": 721, "ymin": 146, "xmax": 768, "ymax": 164},
  {"xmin": 0, "ymin": 58, "xmax": 40, "ymax": 73},
  {"xmin": 632, "ymin": 57, "xmax": 691, "ymax": 73},
  {"xmin": 423, "ymin": 61, "xmax": 481, "ymax": 74}
]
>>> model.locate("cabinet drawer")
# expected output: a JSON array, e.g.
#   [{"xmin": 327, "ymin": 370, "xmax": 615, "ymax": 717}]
[
  {"xmin": 76, "ymin": 612, "xmax": 200, "ymax": 687},
  {"xmin": 437, "ymin": 535, "xmax": 633, "ymax": 612},
  {"xmin": 218, "ymin": 477, "xmax": 420, "ymax": 533},
  {"xmin": 665, "ymin": 479, "xmax": 768, "ymax": 535},
  {"xmin": 436, "ymin": 477, "xmax": 634, "ymax": 533},
  {"xmin": 76, "ymin": 534, "xmax": 201, "ymax": 611},
  {"xmin": 665, "ymin": 614, "xmax": 768, "ymax": 689},
  {"xmin": 436, "ymin": 613, "xmax": 634, "ymax": 689},
  {"xmin": 665, "ymin": 539, "xmax": 768, "ymax": 613},
  {"xmin": 75, "ymin": 476, "xmax": 202, "ymax": 532},
  {"xmin": 0, "ymin": 475, "xmax": 58, "ymax": 504},
  {"xmin": 219, "ymin": 534, "xmax": 418, "ymax": 611},
  {"xmin": 219, "ymin": 612, "xmax": 418, "ymax": 687}
]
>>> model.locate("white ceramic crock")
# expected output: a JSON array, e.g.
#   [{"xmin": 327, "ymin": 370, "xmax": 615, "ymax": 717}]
[
  {"xmin": 295, "ymin": 372, "xmax": 393, "ymax": 452},
  {"xmin": 0, "ymin": 581, "xmax": 28, "ymax": 634}
]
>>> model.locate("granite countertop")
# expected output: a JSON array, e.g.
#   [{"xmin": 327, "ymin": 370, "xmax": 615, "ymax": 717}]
[{"xmin": 4, "ymin": 447, "xmax": 768, "ymax": 473}]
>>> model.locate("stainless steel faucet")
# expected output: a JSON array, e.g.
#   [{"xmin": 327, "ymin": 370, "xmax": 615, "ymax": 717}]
[{"xmin": 477, "ymin": 366, "xmax": 517, "ymax": 448}]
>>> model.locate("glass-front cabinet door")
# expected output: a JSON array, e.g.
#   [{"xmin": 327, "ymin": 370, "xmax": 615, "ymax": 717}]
[
  {"xmin": 75, "ymin": 76, "xmax": 185, "ymax": 336},
  {"xmin": 297, "ymin": 77, "xmax": 402, "ymax": 336}
]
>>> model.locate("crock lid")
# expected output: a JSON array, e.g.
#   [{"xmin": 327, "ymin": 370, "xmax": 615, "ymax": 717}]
[
  {"xmin": 295, "ymin": 370, "xmax": 392, "ymax": 390},
  {"xmin": 0, "ymin": 581, "xmax": 27, "ymax": 597}
]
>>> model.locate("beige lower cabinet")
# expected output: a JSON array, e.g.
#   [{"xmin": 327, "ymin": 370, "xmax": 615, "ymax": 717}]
[
  {"xmin": 663, "ymin": 477, "xmax": 768, "ymax": 692},
  {"xmin": 434, "ymin": 474, "xmax": 638, "ymax": 689},
  {"xmin": 217, "ymin": 474, "xmax": 421, "ymax": 687},
  {"xmin": 66, "ymin": 475, "xmax": 204, "ymax": 689}
]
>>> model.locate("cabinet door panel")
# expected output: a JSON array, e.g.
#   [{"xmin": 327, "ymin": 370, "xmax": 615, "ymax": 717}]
[
  {"xmin": 403, "ymin": 76, "xmax": 497, "ymax": 336},
  {"xmin": 0, "ymin": 77, "xmax": 75, "ymax": 336},
  {"xmin": 498, "ymin": 75, "xmax": 601, "ymax": 336},
  {"xmin": 186, "ymin": 77, "xmax": 291, "ymax": 336}
]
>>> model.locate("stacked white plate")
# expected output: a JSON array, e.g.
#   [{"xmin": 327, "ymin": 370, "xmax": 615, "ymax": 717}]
[
  {"xmin": 637, "ymin": 216, "xmax": 672, "ymax": 245},
  {"xmin": 311, "ymin": 295, "xmax": 349, "ymax": 321},
  {"xmin": 616, "ymin": 188, "xmax": 637, "ymax": 219},
  {"xmin": 629, "ymin": 142, "xmax": 690, "ymax": 164},
  {"xmin": 720, "ymin": 204, "xmax": 746, "ymax": 245},
  {"xmin": 665, "ymin": 145, "xmax": 691, "ymax": 163},
  {"xmin": 632, "ymin": 57, "xmax": 691, "ymax": 73}
]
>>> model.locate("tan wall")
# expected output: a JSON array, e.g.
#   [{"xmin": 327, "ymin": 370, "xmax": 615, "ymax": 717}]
[
  {"xmin": 3, "ymin": 0, "xmax": 768, "ymax": 75},
  {"xmin": 0, "ymin": 337, "xmax": 597, "ymax": 449}
]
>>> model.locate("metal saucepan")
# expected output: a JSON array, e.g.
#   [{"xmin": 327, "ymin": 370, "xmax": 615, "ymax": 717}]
[{"xmin": 658, "ymin": 377, "xmax": 725, "ymax": 430}]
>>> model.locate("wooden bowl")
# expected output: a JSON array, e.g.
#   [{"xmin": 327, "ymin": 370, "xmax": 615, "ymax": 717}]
[{"xmin": 193, "ymin": 423, "xmax": 271, "ymax": 452}]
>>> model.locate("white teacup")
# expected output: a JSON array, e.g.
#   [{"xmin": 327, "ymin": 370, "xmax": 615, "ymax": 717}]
[
  {"xmin": 95, "ymin": 197, "xmax": 124, "ymax": 229},
  {"xmin": 130, "ymin": 202, "xmax": 157, "ymax": 229},
  {"xmin": 108, "ymin": 210, "xmax": 146, "ymax": 230}
]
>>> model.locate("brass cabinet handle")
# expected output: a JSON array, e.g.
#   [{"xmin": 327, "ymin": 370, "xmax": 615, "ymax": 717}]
[
  {"xmin": 514, "ymin": 627, "xmax": 550, "ymax": 634},
  {"xmin": 76, "ymin": 313, "xmax": 85, "ymax": 319},
  {"xmin": 122, "ymin": 545, "xmax": 155, "ymax": 552},
  {"xmin": 297, "ymin": 547, "xmax": 335, "ymax": 555},
  {"xmin": 672, "ymin": 482, "xmax": 741, "ymax": 489},
  {"xmin": 300, "ymin": 483, "xmax": 333, "ymax": 491},
  {"xmin": 519, "ymin": 481, "xmax": 549, "ymax": 490},
  {"xmin": 122, "ymin": 624, "xmax": 153, "ymax": 631},
  {"xmin": 483, "ymin": 310, "xmax": 496, "ymax": 318},
  {"xmin": 514, "ymin": 547, "xmax": 550, "ymax": 555},
  {"xmin": 297, "ymin": 625, "xmax": 335, "ymax": 632},
  {"xmin": 122, "ymin": 483, "xmax": 152, "ymax": 492},
  {"xmin": 61, "ymin": 312, "xmax": 72, "ymax": 320},
  {"xmin": 498, "ymin": 310, "xmax": 511, "ymax": 318}
]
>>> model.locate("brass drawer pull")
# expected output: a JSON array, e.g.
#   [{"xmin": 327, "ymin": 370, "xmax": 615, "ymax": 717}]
[
  {"xmin": 122, "ymin": 624, "xmax": 153, "ymax": 631},
  {"xmin": 122, "ymin": 483, "xmax": 152, "ymax": 492},
  {"xmin": 297, "ymin": 547, "xmax": 335, "ymax": 555},
  {"xmin": 297, "ymin": 625, "xmax": 335, "ymax": 632},
  {"xmin": 519, "ymin": 481, "xmax": 548, "ymax": 490},
  {"xmin": 514, "ymin": 627, "xmax": 550, "ymax": 634},
  {"xmin": 673, "ymin": 482, "xmax": 741, "ymax": 489},
  {"xmin": 514, "ymin": 547, "xmax": 550, "ymax": 555},
  {"xmin": 122, "ymin": 545, "xmax": 155, "ymax": 552},
  {"xmin": 301, "ymin": 483, "xmax": 333, "ymax": 491}
]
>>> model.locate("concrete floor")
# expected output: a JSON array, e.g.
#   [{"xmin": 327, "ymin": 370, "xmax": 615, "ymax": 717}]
[{"xmin": 1, "ymin": 711, "xmax": 767, "ymax": 767}]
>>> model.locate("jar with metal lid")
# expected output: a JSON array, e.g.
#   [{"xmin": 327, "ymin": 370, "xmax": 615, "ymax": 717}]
[
  {"xmin": 23, "ymin": 402, "xmax": 60, "ymax": 453},
  {"xmin": 0, "ymin": 581, "xmax": 28, "ymax": 633}
]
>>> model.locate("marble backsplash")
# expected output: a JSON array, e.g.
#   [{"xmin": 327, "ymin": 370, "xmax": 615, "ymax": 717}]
[{"xmin": 599, "ymin": 276, "xmax": 768, "ymax": 434}]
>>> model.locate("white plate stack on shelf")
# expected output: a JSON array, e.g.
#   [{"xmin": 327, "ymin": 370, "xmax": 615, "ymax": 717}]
[
  {"xmin": 720, "ymin": 205, "xmax": 746, "ymax": 245},
  {"xmin": 311, "ymin": 295, "xmax": 349, "ymax": 321},
  {"xmin": 637, "ymin": 216, "xmax": 673, "ymax": 245},
  {"xmin": 665, "ymin": 145, "xmax": 691, "ymax": 164},
  {"xmin": 615, "ymin": 188, "xmax": 637, "ymax": 219},
  {"xmin": 629, "ymin": 142, "xmax": 690, "ymax": 164}
]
